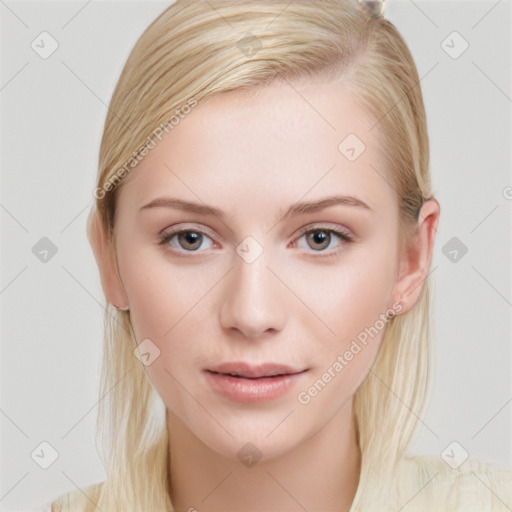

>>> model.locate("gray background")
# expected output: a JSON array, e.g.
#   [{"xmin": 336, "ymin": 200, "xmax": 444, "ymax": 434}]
[{"xmin": 1, "ymin": 0, "xmax": 511, "ymax": 510}]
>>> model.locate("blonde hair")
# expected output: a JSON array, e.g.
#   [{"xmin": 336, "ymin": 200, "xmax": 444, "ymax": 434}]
[{"xmin": 51, "ymin": 1, "xmax": 434, "ymax": 509}]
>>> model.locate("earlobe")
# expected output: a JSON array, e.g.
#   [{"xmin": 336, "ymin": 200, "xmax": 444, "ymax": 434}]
[
  {"xmin": 391, "ymin": 198, "xmax": 441, "ymax": 315},
  {"xmin": 86, "ymin": 209, "xmax": 129, "ymax": 310}
]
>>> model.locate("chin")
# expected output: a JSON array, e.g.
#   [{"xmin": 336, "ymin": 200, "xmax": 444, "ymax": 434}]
[{"xmin": 192, "ymin": 416, "xmax": 304, "ymax": 463}]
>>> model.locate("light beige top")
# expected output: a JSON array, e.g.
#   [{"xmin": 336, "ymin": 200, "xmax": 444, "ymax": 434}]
[
  {"xmin": 42, "ymin": 455, "xmax": 512, "ymax": 511},
  {"xmin": 363, "ymin": 455, "xmax": 512, "ymax": 511}
]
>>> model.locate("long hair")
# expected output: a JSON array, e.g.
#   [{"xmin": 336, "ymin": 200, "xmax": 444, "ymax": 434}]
[{"xmin": 50, "ymin": 1, "xmax": 434, "ymax": 509}]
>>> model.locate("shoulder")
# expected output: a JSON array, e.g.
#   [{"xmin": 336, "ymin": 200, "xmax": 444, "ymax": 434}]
[
  {"xmin": 392, "ymin": 454, "xmax": 512, "ymax": 511},
  {"xmin": 45, "ymin": 481, "xmax": 104, "ymax": 512}
]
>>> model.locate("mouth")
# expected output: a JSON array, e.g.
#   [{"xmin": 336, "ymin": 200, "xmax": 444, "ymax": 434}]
[
  {"xmin": 205, "ymin": 362, "xmax": 307, "ymax": 379},
  {"xmin": 203, "ymin": 362, "xmax": 308, "ymax": 403},
  {"xmin": 206, "ymin": 371, "xmax": 300, "ymax": 380}
]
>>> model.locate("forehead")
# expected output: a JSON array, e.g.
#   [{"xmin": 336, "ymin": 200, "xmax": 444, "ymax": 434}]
[{"xmin": 117, "ymin": 78, "xmax": 393, "ymax": 219}]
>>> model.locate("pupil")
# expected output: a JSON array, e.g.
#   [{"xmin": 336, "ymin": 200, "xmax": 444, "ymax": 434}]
[
  {"xmin": 181, "ymin": 232, "xmax": 201, "ymax": 250},
  {"xmin": 308, "ymin": 230, "xmax": 329, "ymax": 250}
]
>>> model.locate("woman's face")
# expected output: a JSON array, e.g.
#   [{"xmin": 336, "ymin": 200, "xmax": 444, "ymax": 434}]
[{"xmin": 112, "ymin": 78, "xmax": 412, "ymax": 461}]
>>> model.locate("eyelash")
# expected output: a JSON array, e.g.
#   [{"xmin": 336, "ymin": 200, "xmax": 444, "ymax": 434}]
[{"xmin": 158, "ymin": 224, "xmax": 354, "ymax": 259}]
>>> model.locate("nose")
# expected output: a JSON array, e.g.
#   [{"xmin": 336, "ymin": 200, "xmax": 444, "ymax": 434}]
[{"xmin": 219, "ymin": 246, "xmax": 287, "ymax": 339}]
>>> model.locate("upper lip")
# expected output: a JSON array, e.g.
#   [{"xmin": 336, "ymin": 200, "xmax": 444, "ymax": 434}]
[{"xmin": 206, "ymin": 362, "xmax": 306, "ymax": 379}]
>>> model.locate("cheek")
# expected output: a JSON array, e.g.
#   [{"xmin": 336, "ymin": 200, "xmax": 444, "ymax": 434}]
[
  {"xmin": 118, "ymin": 243, "xmax": 217, "ymax": 341},
  {"xmin": 286, "ymin": 242, "xmax": 397, "ymax": 343},
  {"xmin": 117, "ymin": 247, "xmax": 209, "ymax": 414},
  {"xmin": 292, "ymin": 251, "xmax": 396, "ymax": 410},
  {"xmin": 288, "ymin": 243, "xmax": 398, "ymax": 406},
  {"xmin": 117, "ymin": 246, "xmax": 222, "ymax": 410}
]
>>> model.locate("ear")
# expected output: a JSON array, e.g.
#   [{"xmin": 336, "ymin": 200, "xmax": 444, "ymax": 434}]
[
  {"xmin": 390, "ymin": 198, "xmax": 441, "ymax": 315},
  {"xmin": 86, "ymin": 208, "xmax": 129, "ymax": 309}
]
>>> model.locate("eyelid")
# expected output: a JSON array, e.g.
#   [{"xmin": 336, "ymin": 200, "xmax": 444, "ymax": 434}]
[
  {"xmin": 159, "ymin": 223, "xmax": 218, "ymax": 240},
  {"xmin": 295, "ymin": 222, "xmax": 353, "ymax": 238}
]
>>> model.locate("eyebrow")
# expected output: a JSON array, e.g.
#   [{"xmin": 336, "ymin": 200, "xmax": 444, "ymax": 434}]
[{"xmin": 139, "ymin": 194, "xmax": 373, "ymax": 219}]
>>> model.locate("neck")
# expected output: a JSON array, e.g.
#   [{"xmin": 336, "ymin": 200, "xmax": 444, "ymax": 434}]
[{"xmin": 167, "ymin": 399, "xmax": 362, "ymax": 512}]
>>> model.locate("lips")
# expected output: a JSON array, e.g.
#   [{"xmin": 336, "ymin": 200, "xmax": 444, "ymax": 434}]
[
  {"xmin": 203, "ymin": 362, "xmax": 308, "ymax": 403},
  {"xmin": 206, "ymin": 362, "xmax": 305, "ymax": 379}
]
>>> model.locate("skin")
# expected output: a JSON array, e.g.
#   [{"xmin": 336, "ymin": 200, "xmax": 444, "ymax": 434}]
[{"xmin": 88, "ymin": 77, "xmax": 440, "ymax": 511}]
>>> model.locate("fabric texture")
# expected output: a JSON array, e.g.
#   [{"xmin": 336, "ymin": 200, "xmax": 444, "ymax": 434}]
[
  {"xmin": 382, "ymin": 455, "xmax": 512, "ymax": 511},
  {"xmin": 40, "ymin": 455, "xmax": 512, "ymax": 511}
]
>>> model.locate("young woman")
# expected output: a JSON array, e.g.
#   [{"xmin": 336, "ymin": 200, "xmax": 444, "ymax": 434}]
[{"xmin": 47, "ymin": 0, "xmax": 511, "ymax": 510}]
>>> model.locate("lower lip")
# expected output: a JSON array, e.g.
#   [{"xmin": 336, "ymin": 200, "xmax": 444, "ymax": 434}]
[{"xmin": 203, "ymin": 370, "xmax": 306, "ymax": 403}]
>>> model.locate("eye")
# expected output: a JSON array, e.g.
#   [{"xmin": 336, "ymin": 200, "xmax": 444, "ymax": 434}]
[
  {"xmin": 293, "ymin": 225, "xmax": 354, "ymax": 257},
  {"xmin": 158, "ymin": 224, "xmax": 354, "ymax": 257},
  {"xmin": 158, "ymin": 227, "xmax": 216, "ymax": 253}
]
